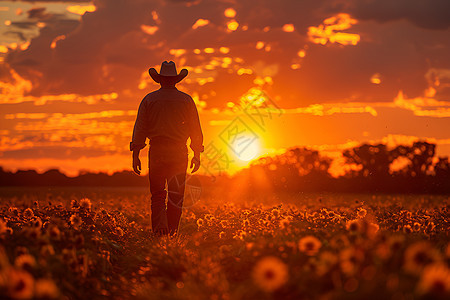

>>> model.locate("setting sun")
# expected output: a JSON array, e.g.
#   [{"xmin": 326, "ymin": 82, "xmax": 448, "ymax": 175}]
[{"xmin": 231, "ymin": 134, "xmax": 261, "ymax": 162}]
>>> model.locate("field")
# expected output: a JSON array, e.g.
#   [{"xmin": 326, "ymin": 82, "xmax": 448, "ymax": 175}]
[{"xmin": 0, "ymin": 187, "xmax": 449, "ymax": 299}]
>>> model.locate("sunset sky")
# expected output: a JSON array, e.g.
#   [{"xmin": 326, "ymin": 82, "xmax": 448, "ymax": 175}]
[{"xmin": 0, "ymin": 0, "xmax": 449, "ymax": 176}]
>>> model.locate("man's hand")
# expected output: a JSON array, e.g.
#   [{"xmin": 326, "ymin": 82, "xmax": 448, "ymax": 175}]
[
  {"xmin": 133, "ymin": 152, "xmax": 141, "ymax": 175},
  {"xmin": 190, "ymin": 154, "xmax": 201, "ymax": 173}
]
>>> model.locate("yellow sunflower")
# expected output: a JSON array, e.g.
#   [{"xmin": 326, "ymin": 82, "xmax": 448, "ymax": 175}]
[
  {"xmin": 14, "ymin": 254, "xmax": 37, "ymax": 271},
  {"xmin": 298, "ymin": 235, "xmax": 322, "ymax": 256},
  {"xmin": 417, "ymin": 264, "xmax": 450, "ymax": 295},
  {"xmin": 252, "ymin": 256, "xmax": 289, "ymax": 292},
  {"xmin": 79, "ymin": 198, "xmax": 92, "ymax": 211},
  {"xmin": 7, "ymin": 267, "xmax": 34, "ymax": 299},
  {"xmin": 69, "ymin": 214, "xmax": 82, "ymax": 229},
  {"xmin": 404, "ymin": 241, "xmax": 442, "ymax": 275}
]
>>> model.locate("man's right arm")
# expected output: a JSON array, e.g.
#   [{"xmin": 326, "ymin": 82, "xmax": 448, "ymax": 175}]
[{"xmin": 131, "ymin": 97, "xmax": 149, "ymax": 174}]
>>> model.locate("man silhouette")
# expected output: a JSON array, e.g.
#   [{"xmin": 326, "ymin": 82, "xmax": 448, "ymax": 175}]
[{"xmin": 130, "ymin": 61, "xmax": 204, "ymax": 236}]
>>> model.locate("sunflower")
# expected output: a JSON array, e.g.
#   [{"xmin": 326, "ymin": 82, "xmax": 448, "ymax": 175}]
[
  {"xmin": 70, "ymin": 214, "xmax": 82, "ymax": 229},
  {"xmin": 316, "ymin": 251, "xmax": 338, "ymax": 276},
  {"xmin": 48, "ymin": 225, "xmax": 61, "ymax": 240},
  {"xmin": 417, "ymin": 264, "xmax": 450, "ymax": 296},
  {"xmin": 26, "ymin": 227, "xmax": 41, "ymax": 240},
  {"xmin": 115, "ymin": 227, "xmax": 124, "ymax": 237},
  {"xmin": 346, "ymin": 219, "xmax": 363, "ymax": 234},
  {"xmin": 15, "ymin": 254, "xmax": 37, "ymax": 271},
  {"xmin": 298, "ymin": 235, "xmax": 322, "ymax": 256},
  {"xmin": 279, "ymin": 218, "xmax": 290, "ymax": 229},
  {"xmin": 6, "ymin": 267, "xmax": 34, "ymax": 299},
  {"xmin": 387, "ymin": 235, "xmax": 405, "ymax": 253},
  {"xmin": 40, "ymin": 245, "xmax": 55, "ymax": 257},
  {"xmin": 367, "ymin": 222, "xmax": 380, "ymax": 238},
  {"xmin": 356, "ymin": 208, "xmax": 367, "ymax": 218},
  {"xmin": 340, "ymin": 247, "xmax": 365, "ymax": 276},
  {"xmin": 79, "ymin": 198, "xmax": 92, "ymax": 211},
  {"xmin": 403, "ymin": 225, "xmax": 413, "ymax": 234},
  {"xmin": 196, "ymin": 218, "xmax": 204, "ymax": 228},
  {"xmin": 73, "ymin": 234, "xmax": 85, "ymax": 247},
  {"xmin": 413, "ymin": 222, "xmax": 421, "ymax": 232},
  {"xmin": 404, "ymin": 241, "xmax": 442, "ymax": 275},
  {"xmin": 238, "ymin": 230, "xmax": 247, "ymax": 240},
  {"xmin": 271, "ymin": 208, "xmax": 280, "ymax": 218},
  {"xmin": 252, "ymin": 256, "xmax": 289, "ymax": 292},
  {"xmin": 32, "ymin": 217, "xmax": 43, "ymax": 229},
  {"xmin": 330, "ymin": 234, "xmax": 350, "ymax": 249},
  {"xmin": 219, "ymin": 245, "xmax": 231, "ymax": 258},
  {"xmin": 8, "ymin": 206, "xmax": 19, "ymax": 217},
  {"xmin": 35, "ymin": 278, "xmax": 60, "ymax": 299},
  {"xmin": 70, "ymin": 199, "xmax": 79, "ymax": 210},
  {"xmin": 23, "ymin": 208, "xmax": 34, "ymax": 219}
]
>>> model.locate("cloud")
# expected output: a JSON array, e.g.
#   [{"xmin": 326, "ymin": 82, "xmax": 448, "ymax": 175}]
[
  {"xmin": 347, "ymin": 0, "xmax": 450, "ymax": 30},
  {"xmin": 392, "ymin": 90, "xmax": 450, "ymax": 118},
  {"xmin": 0, "ymin": 0, "xmax": 448, "ymax": 109},
  {"xmin": 307, "ymin": 13, "xmax": 360, "ymax": 46},
  {"xmin": 0, "ymin": 154, "xmax": 131, "ymax": 177},
  {"xmin": 0, "ymin": 109, "xmax": 138, "ymax": 160}
]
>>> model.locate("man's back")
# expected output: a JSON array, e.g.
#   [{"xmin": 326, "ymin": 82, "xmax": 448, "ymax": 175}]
[
  {"xmin": 145, "ymin": 88, "xmax": 192, "ymax": 144},
  {"xmin": 131, "ymin": 86, "xmax": 203, "ymax": 154}
]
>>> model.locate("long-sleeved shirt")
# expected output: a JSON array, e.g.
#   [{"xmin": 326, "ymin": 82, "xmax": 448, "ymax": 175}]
[{"xmin": 130, "ymin": 87, "xmax": 204, "ymax": 154}]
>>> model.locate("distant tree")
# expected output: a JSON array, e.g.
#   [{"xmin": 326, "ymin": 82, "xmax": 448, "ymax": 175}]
[
  {"xmin": 248, "ymin": 147, "xmax": 331, "ymax": 190},
  {"xmin": 406, "ymin": 141, "xmax": 435, "ymax": 177},
  {"xmin": 434, "ymin": 157, "xmax": 450, "ymax": 178},
  {"xmin": 343, "ymin": 144, "xmax": 391, "ymax": 178},
  {"xmin": 389, "ymin": 141, "xmax": 436, "ymax": 177}
]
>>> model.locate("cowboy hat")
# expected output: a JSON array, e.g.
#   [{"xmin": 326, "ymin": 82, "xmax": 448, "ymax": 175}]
[{"xmin": 148, "ymin": 61, "xmax": 188, "ymax": 83}]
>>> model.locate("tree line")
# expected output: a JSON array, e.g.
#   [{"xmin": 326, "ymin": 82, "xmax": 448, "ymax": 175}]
[
  {"xmin": 235, "ymin": 141, "xmax": 449, "ymax": 194},
  {"xmin": 0, "ymin": 141, "xmax": 449, "ymax": 193}
]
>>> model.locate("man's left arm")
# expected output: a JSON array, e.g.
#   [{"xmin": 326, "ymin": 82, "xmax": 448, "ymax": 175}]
[{"xmin": 188, "ymin": 97, "xmax": 204, "ymax": 173}]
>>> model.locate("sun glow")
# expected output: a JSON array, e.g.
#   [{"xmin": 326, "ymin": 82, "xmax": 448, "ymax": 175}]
[{"xmin": 232, "ymin": 134, "xmax": 261, "ymax": 162}]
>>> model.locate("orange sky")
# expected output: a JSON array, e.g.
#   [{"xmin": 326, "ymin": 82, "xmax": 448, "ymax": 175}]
[{"xmin": 0, "ymin": 0, "xmax": 449, "ymax": 176}]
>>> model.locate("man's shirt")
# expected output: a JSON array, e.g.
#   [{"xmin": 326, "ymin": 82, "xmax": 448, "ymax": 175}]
[{"xmin": 130, "ymin": 87, "xmax": 204, "ymax": 153}]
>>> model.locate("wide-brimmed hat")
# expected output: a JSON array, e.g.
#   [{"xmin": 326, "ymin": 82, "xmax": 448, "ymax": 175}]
[{"xmin": 149, "ymin": 61, "xmax": 188, "ymax": 83}]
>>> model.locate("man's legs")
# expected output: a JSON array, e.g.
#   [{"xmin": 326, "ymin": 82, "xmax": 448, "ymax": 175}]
[
  {"xmin": 149, "ymin": 151, "xmax": 169, "ymax": 235},
  {"xmin": 167, "ymin": 156, "xmax": 188, "ymax": 235}
]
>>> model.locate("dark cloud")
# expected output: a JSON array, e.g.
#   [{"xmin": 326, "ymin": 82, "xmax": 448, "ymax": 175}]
[
  {"xmin": 27, "ymin": 7, "xmax": 50, "ymax": 19},
  {"xmin": 347, "ymin": 0, "xmax": 450, "ymax": 30},
  {"xmin": 2, "ymin": 0, "xmax": 450, "ymax": 106}
]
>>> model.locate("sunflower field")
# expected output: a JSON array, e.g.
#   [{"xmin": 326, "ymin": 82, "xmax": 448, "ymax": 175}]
[{"xmin": 0, "ymin": 189, "xmax": 449, "ymax": 299}]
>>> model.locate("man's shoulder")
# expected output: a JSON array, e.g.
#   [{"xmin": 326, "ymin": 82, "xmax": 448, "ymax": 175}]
[
  {"xmin": 141, "ymin": 90, "xmax": 161, "ymax": 103},
  {"xmin": 143, "ymin": 89, "xmax": 193, "ymax": 103},
  {"xmin": 145, "ymin": 90, "xmax": 159, "ymax": 98},
  {"xmin": 176, "ymin": 90, "xmax": 192, "ymax": 98}
]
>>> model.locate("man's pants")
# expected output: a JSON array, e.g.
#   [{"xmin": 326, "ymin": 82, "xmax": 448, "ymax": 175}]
[{"xmin": 148, "ymin": 145, "xmax": 188, "ymax": 235}]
